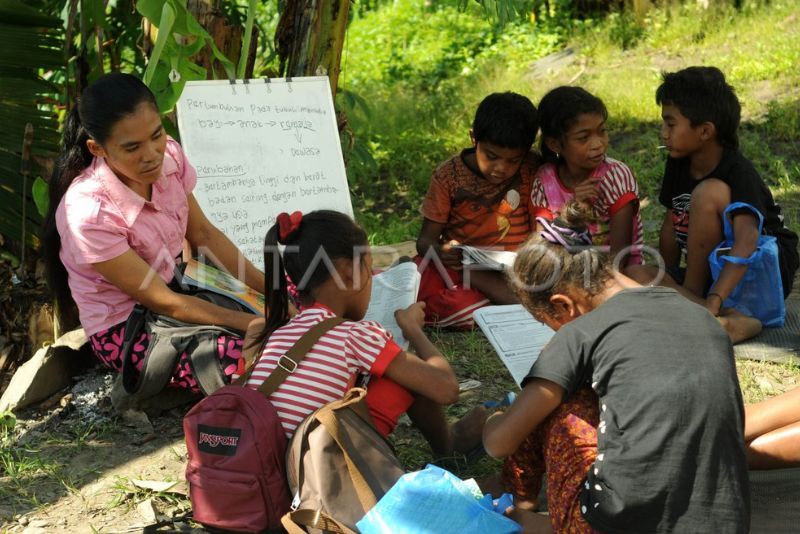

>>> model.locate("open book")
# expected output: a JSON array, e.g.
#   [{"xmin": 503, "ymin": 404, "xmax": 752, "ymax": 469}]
[
  {"xmin": 455, "ymin": 245, "xmax": 517, "ymax": 271},
  {"xmin": 364, "ymin": 261, "xmax": 421, "ymax": 349},
  {"xmin": 473, "ymin": 304, "xmax": 554, "ymax": 388},
  {"xmin": 182, "ymin": 258, "xmax": 266, "ymax": 315}
]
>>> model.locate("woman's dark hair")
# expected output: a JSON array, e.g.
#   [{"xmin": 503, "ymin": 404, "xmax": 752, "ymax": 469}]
[
  {"xmin": 538, "ymin": 86, "xmax": 608, "ymax": 164},
  {"xmin": 510, "ymin": 201, "xmax": 612, "ymax": 321},
  {"xmin": 655, "ymin": 66, "xmax": 740, "ymax": 150},
  {"xmin": 259, "ymin": 210, "xmax": 368, "ymax": 343},
  {"xmin": 41, "ymin": 73, "xmax": 158, "ymax": 326}
]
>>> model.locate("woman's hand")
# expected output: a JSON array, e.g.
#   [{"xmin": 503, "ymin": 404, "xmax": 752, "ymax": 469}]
[
  {"xmin": 185, "ymin": 194, "xmax": 266, "ymax": 295},
  {"xmin": 92, "ymin": 249, "xmax": 255, "ymax": 332}
]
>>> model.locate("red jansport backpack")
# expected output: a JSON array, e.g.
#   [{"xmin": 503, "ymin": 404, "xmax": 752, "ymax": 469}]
[{"xmin": 183, "ymin": 317, "xmax": 344, "ymax": 532}]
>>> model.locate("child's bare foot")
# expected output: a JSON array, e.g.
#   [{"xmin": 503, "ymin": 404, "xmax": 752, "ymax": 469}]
[
  {"xmin": 718, "ymin": 308, "xmax": 762, "ymax": 344},
  {"xmin": 451, "ymin": 405, "xmax": 490, "ymax": 455}
]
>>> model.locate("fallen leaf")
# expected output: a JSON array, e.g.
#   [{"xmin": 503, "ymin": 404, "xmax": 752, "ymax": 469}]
[{"xmin": 131, "ymin": 479, "xmax": 179, "ymax": 493}]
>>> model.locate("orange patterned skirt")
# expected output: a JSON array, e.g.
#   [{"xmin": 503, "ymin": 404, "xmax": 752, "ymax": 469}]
[{"xmin": 502, "ymin": 387, "xmax": 601, "ymax": 533}]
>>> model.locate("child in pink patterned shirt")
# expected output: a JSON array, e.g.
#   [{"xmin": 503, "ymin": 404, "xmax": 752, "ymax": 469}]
[{"xmin": 531, "ymin": 86, "xmax": 644, "ymax": 267}]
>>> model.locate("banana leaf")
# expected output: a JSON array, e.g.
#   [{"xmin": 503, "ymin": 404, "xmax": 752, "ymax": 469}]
[{"xmin": 0, "ymin": 0, "xmax": 63, "ymax": 250}]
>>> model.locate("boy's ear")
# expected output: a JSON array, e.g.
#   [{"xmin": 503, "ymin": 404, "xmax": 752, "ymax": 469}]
[
  {"xmin": 698, "ymin": 121, "xmax": 716, "ymax": 142},
  {"xmin": 469, "ymin": 129, "xmax": 476, "ymax": 147},
  {"xmin": 86, "ymin": 139, "xmax": 106, "ymax": 159},
  {"xmin": 544, "ymin": 137, "xmax": 562, "ymax": 157}
]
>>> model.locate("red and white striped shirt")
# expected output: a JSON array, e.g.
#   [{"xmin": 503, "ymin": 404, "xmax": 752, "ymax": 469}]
[
  {"xmin": 246, "ymin": 304, "xmax": 402, "ymax": 438},
  {"xmin": 531, "ymin": 157, "xmax": 645, "ymax": 265}
]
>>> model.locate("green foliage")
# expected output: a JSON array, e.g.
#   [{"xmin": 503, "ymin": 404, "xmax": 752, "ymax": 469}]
[
  {"xmin": 607, "ymin": 10, "xmax": 645, "ymax": 50},
  {"xmin": 32, "ymin": 175, "xmax": 49, "ymax": 216},
  {"xmin": 765, "ymin": 99, "xmax": 800, "ymax": 142},
  {"xmin": 0, "ymin": 0, "xmax": 254, "ymax": 264},
  {"xmin": 0, "ymin": 0, "xmax": 62, "ymax": 251},
  {"xmin": 344, "ymin": 0, "xmax": 494, "ymax": 90},
  {"xmin": 341, "ymin": 0, "xmax": 564, "ymax": 241},
  {"xmin": 137, "ymin": 0, "xmax": 236, "ymax": 112},
  {"xmin": 0, "ymin": 411, "xmax": 15, "ymax": 439},
  {"xmin": 342, "ymin": 0, "xmax": 800, "ymax": 243}
]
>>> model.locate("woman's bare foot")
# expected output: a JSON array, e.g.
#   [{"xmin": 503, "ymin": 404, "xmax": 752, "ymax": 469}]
[{"xmin": 718, "ymin": 308, "xmax": 763, "ymax": 344}]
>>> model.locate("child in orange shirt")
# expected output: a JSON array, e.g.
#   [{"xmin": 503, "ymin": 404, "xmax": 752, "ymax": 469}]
[{"xmin": 416, "ymin": 92, "xmax": 540, "ymax": 329}]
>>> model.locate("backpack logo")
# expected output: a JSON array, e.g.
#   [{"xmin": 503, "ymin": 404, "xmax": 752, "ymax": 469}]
[{"xmin": 197, "ymin": 424, "xmax": 241, "ymax": 456}]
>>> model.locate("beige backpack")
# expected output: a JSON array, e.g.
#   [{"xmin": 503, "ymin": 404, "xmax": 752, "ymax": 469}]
[{"xmin": 282, "ymin": 388, "xmax": 405, "ymax": 534}]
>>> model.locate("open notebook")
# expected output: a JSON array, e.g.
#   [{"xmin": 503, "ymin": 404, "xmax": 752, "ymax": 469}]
[
  {"xmin": 473, "ymin": 304, "xmax": 555, "ymax": 388},
  {"xmin": 364, "ymin": 261, "xmax": 421, "ymax": 349},
  {"xmin": 182, "ymin": 258, "xmax": 266, "ymax": 315}
]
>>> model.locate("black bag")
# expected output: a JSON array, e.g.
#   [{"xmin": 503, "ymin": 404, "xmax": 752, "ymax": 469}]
[{"xmin": 120, "ymin": 266, "xmax": 254, "ymax": 398}]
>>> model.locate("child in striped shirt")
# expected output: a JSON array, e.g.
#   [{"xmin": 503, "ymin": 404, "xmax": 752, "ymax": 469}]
[
  {"xmin": 245, "ymin": 210, "xmax": 486, "ymax": 457},
  {"xmin": 531, "ymin": 86, "xmax": 644, "ymax": 267}
]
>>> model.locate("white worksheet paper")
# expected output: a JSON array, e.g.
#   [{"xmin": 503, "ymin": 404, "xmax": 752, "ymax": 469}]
[
  {"xmin": 364, "ymin": 262, "xmax": 421, "ymax": 349},
  {"xmin": 473, "ymin": 304, "xmax": 555, "ymax": 388}
]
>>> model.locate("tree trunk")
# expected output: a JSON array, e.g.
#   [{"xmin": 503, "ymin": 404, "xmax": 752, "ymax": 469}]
[
  {"xmin": 187, "ymin": 0, "xmax": 257, "ymax": 79},
  {"xmin": 275, "ymin": 0, "xmax": 350, "ymax": 98}
]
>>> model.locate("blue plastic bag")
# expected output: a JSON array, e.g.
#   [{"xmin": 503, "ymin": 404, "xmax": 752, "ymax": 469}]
[
  {"xmin": 356, "ymin": 464, "xmax": 521, "ymax": 534},
  {"xmin": 708, "ymin": 202, "xmax": 785, "ymax": 327}
]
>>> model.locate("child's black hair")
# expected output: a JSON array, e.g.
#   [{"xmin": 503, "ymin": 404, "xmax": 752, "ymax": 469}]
[
  {"xmin": 538, "ymin": 86, "xmax": 608, "ymax": 164},
  {"xmin": 41, "ymin": 72, "xmax": 159, "ymax": 327},
  {"xmin": 656, "ymin": 66, "xmax": 741, "ymax": 150},
  {"xmin": 261, "ymin": 210, "xmax": 368, "ymax": 342},
  {"xmin": 472, "ymin": 92, "xmax": 539, "ymax": 150}
]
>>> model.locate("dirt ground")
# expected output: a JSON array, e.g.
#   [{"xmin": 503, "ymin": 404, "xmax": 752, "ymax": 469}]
[{"xmin": 0, "ymin": 368, "xmax": 198, "ymax": 533}]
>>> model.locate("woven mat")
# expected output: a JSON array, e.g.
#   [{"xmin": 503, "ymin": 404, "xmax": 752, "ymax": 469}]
[
  {"xmin": 750, "ymin": 468, "xmax": 800, "ymax": 533},
  {"xmin": 734, "ymin": 274, "xmax": 800, "ymax": 365}
]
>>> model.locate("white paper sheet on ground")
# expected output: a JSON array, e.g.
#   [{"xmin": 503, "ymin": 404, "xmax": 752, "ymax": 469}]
[
  {"xmin": 473, "ymin": 304, "xmax": 555, "ymax": 388},
  {"xmin": 364, "ymin": 262, "xmax": 421, "ymax": 349}
]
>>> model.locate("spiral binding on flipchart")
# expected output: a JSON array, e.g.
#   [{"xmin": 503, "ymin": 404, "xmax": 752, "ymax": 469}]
[{"xmin": 226, "ymin": 77, "xmax": 293, "ymax": 94}]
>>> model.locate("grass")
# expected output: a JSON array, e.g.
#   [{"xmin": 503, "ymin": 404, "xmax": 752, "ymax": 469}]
[
  {"xmin": 0, "ymin": 414, "xmax": 119, "ymax": 514},
  {"xmin": 391, "ymin": 328, "xmax": 514, "ymax": 479},
  {"xmin": 106, "ymin": 475, "xmax": 189, "ymax": 513}
]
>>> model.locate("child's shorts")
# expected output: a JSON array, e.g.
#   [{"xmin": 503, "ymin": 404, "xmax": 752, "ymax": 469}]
[{"xmin": 414, "ymin": 256, "xmax": 490, "ymax": 330}]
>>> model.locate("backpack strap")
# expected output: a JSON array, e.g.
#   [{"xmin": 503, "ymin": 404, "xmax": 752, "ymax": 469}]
[
  {"xmin": 121, "ymin": 305, "xmax": 157, "ymax": 394},
  {"xmin": 254, "ymin": 316, "xmax": 346, "ymax": 397},
  {"xmin": 281, "ymin": 509, "xmax": 357, "ymax": 534},
  {"xmin": 184, "ymin": 334, "xmax": 229, "ymax": 395},
  {"xmin": 313, "ymin": 389, "xmax": 378, "ymax": 512}
]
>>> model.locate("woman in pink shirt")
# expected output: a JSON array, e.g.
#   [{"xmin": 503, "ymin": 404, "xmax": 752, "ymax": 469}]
[{"xmin": 41, "ymin": 73, "xmax": 263, "ymax": 392}]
